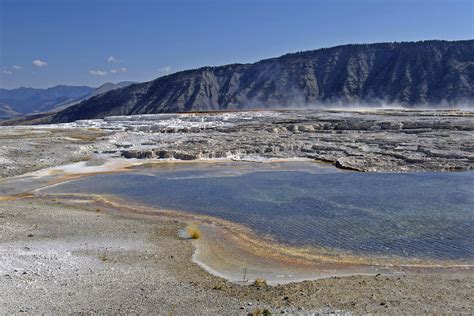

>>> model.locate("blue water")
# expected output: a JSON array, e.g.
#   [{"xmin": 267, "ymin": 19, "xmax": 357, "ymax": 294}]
[{"xmin": 42, "ymin": 163, "xmax": 474, "ymax": 261}]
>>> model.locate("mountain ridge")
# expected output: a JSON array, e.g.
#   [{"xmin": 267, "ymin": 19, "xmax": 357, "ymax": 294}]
[
  {"xmin": 0, "ymin": 82, "xmax": 136, "ymax": 118},
  {"xmin": 0, "ymin": 85, "xmax": 95, "ymax": 115},
  {"xmin": 16, "ymin": 40, "xmax": 474, "ymax": 123},
  {"xmin": 48, "ymin": 81, "xmax": 137, "ymax": 112},
  {"xmin": 0, "ymin": 101, "xmax": 20, "ymax": 118}
]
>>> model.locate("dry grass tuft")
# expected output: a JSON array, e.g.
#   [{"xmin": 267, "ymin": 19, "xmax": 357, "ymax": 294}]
[
  {"xmin": 249, "ymin": 308, "xmax": 272, "ymax": 316},
  {"xmin": 99, "ymin": 248, "xmax": 108, "ymax": 261},
  {"xmin": 186, "ymin": 224, "xmax": 201, "ymax": 239},
  {"xmin": 212, "ymin": 284, "xmax": 223, "ymax": 290},
  {"xmin": 253, "ymin": 277, "xmax": 268, "ymax": 287}
]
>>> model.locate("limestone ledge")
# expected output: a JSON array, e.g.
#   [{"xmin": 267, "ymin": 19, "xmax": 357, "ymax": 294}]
[
  {"xmin": 1, "ymin": 109, "xmax": 473, "ymax": 176},
  {"xmin": 96, "ymin": 109, "xmax": 473, "ymax": 172}
]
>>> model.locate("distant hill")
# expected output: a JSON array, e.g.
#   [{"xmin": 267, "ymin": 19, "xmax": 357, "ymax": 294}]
[
  {"xmin": 45, "ymin": 40, "xmax": 474, "ymax": 123},
  {"xmin": 87, "ymin": 81, "xmax": 136, "ymax": 98},
  {"xmin": 0, "ymin": 82, "xmax": 135, "ymax": 118},
  {"xmin": 4, "ymin": 40, "xmax": 473, "ymax": 125},
  {"xmin": 0, "ymin": 85, "xmax": 95, "ymax": 115},
  {"xmin": 0, "ymin": 101, "xmax": 20, "ymax": 119},
  {"xmin": 50, "ymin": 81, "xmax": 136, "ymax": 112}
]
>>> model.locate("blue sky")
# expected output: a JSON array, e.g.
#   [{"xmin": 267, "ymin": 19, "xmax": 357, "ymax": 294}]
[{"xmin": 0, "ymin": 0, "xmax": 472, "ymax": 89}]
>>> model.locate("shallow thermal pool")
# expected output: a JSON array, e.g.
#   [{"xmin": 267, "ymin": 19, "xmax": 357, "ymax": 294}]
[{"xmin": 40, "ymin": 161, "xmax": 474, "ymax": 263}]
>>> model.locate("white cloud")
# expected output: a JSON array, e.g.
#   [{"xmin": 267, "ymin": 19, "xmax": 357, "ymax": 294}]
[
  {"xmin": 110, "ymin": 67, "xmax": 127, "ymax": 74},
  {"xmin": 158, "ymin": 66, "xmax": 171, "ymax": 76},
  {"xmin": 2, "ymin": 65, "xmax": 22, "ymax": 74},
  {"xmin": 89, "ymin": 69, "xmax": 108, "ymax": 76},
  {"xmin": 107, "ymin": 56, "xmax": 122, "ymax": 64},
  {"xmin": 32, "ymin": 59, "xmax": 48, "ymax": 67}
]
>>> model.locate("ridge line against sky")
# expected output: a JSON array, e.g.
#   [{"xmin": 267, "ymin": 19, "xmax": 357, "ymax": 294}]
[{"xmin": 1, "ymin": 0, "xmax": 473, "ymax": 89}]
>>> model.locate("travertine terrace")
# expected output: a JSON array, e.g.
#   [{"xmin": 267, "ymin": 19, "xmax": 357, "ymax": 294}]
[{"xmin": 1, "ymin": 109, "xmax": 473, "ymax": 178}]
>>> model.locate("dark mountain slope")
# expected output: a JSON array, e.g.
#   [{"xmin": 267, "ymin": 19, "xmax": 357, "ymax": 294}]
[{"xmin": 49, "ymin": 40, "xmax": 474, "ymax": 123}]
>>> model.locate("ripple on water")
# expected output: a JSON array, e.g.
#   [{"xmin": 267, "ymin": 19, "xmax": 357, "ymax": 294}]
[{"xmin": 38, "ymin": 162, "xmax": 474, "ymax": 262}]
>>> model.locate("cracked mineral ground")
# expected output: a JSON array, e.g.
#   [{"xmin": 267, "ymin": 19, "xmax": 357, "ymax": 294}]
[{"xmin": 1, "ymin": 109, "xmax": 472, "ymax": 178}]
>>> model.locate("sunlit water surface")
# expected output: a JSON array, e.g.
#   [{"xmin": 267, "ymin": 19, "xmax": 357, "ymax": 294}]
[{"xmin": 40, "ymin": 162, "xmax": 474, "ymax": 262}]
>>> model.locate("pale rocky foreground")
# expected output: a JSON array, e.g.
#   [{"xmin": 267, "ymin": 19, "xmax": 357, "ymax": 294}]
[
  {"xmin": 1, "ymin": 109, "xmax": 473, "ymax": 178},
  {"xmin": 1, "ymin": 199, "xmax": 472, "ymax": 314}
]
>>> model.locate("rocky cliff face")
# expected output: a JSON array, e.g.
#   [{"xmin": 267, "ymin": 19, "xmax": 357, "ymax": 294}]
[{"xmin": 51, "ymin": 40, "xmax": 474, "ymax": 123}]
